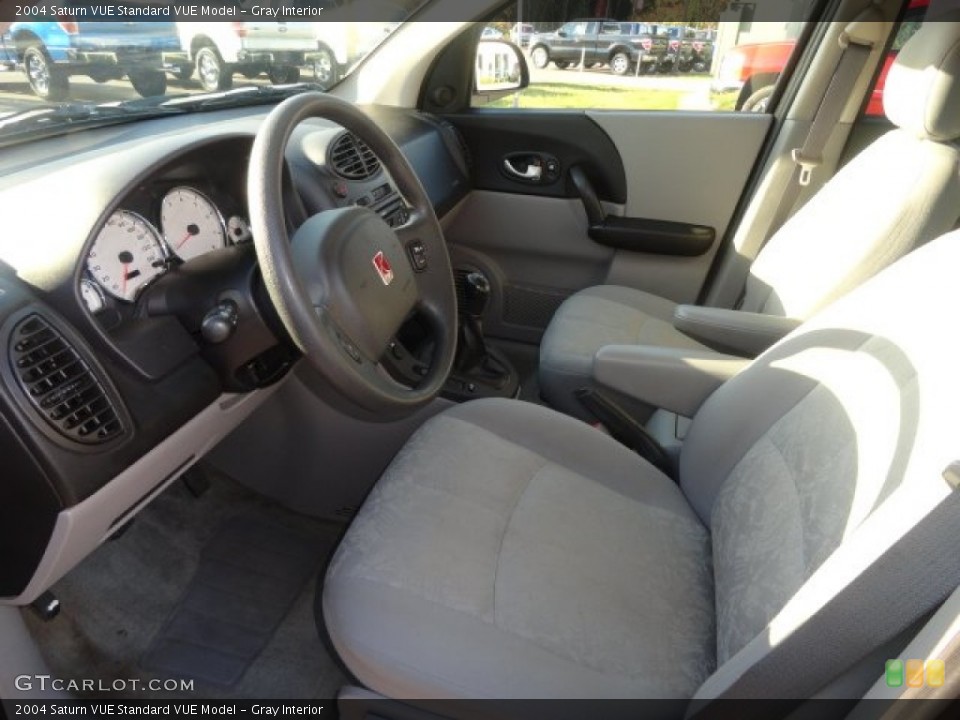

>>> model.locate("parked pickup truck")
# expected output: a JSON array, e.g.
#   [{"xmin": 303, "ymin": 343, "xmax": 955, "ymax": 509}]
[
  {"xmin": 529, "ymin": 19, "xmax": 713, "ymax": 76},
  {"xmin": 311, "ymin": 22, "xmax": 399, "ymax": 90},
  {"xmin": 0, "ymin": 18, "xmax": 186, "ymax": 101},
  {"xmin": 529, "ymin": 19, "xmax": 649, "ymax": 75},
  {"xmin": 176, "ymin": 21, "xmax": 318, "ymax": 92}
]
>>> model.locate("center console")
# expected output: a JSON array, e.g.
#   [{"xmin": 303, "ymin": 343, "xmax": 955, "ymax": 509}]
[{"xmin": 383, "ymin": 269, "xmax": 520, "ymax": 402}]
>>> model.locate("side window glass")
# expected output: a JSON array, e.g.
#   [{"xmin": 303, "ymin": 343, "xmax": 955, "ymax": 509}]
[
  {"xmin": 474, "ymin": 1, "xmax": 814, "ymax": 111},
  {"xmin": 862, "ymin": 0, "xmax": 927, "ymax": 118}
]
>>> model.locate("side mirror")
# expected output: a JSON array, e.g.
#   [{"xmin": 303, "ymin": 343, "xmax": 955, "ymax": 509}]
[
  {"xmin": 557, "ymin": 30, "xmax": 568, "ymax": 38},
  {"xmin": 473, "ymin": 40, "xmax": 529, "ymax": 103}
]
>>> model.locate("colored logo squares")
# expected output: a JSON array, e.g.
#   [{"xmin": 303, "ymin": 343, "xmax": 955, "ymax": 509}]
[{"xmin": 885, "ymin": 658, "xmax": 945, "ymax": 688}]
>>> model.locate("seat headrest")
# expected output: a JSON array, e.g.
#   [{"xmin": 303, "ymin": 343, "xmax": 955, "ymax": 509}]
[{"xmin": 884, "ymin": 14, "xmax": 960, "ymax": 141}]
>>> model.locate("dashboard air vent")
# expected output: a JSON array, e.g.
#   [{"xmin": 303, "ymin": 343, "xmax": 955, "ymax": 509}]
[
  {"xmin": 10, "ymin": 314, "xmax": 123, "ymax": 444},
  {"xmin": 329, "ymin": 132, "xmax": 381, "ymax": 180}
]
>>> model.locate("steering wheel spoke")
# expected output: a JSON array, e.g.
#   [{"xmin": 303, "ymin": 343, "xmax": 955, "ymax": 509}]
[{"xmin": 247, "ymin": 92, "xmax": 457, "ymax": 418}]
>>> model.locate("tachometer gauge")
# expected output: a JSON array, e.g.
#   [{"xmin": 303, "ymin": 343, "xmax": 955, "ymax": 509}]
[
  {"xmin": 87, "ymin": 211, "xmax": 166, "ymax": 302},
  {"xmin": 160, "ymin": 187, "xmax": 226, "ymax": 262},
  {"xmin": 80, "ymin": 279, "xmax": 106, "ymax": 314}
]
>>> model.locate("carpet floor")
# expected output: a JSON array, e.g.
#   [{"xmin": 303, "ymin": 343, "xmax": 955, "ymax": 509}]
[{"xmin": 24, "ymin": 470, "xmax": 348, "ymax": 699}]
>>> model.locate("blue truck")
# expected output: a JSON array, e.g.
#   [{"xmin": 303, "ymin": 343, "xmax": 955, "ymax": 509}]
[{"xmin": 0, "ymin": 9, "xmax": 187, "ymax": 101}]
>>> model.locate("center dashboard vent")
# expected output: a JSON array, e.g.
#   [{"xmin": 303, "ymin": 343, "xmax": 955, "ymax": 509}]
[
  {"xmin": 328, "ymin": 132, "xmax": 382, "ymax": 180},
  {"xmin": 9, "ymin": 314, "xmax": 124, "ymax": 444}
]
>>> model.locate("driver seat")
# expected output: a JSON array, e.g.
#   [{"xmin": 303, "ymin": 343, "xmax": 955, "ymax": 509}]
[{"xmin": 320, "ymin": 230, "xmax": 960, "ymax": 700}]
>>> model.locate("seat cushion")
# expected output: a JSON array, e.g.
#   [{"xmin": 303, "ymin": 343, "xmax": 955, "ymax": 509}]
[
  {"xmin": 539, "ymin": 285, "xmax": 707, "ymax": 417},
  {"xmin": 322, "ymin": 398, "xmax": 716, "ymax": 699}
]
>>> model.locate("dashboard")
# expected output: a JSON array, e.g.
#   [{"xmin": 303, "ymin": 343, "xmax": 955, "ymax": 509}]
[{"xmin": 0, "ymin": 101, "xmax": 470, "ymax": 603}]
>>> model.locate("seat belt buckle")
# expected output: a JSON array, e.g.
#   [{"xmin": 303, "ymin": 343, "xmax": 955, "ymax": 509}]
[
  {"xmin": 791, "ymin": 149, "xmax": 821, "ymax": 187},
  {"xmin": 943, "ymin": 461, "xmax": 960, "ymax": 489}
]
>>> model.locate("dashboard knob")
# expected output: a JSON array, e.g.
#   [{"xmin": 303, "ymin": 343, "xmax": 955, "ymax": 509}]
[{"xmin": 201, "ymin": 301, "xmax": 238, "ymax": 344}]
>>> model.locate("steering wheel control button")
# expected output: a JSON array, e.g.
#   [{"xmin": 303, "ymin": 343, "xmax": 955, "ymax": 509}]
[
  {"xmin": 406, "ymin": 240, "xmax": 428, "ymax": 272},
  {"xmin": 200, "ymin": 300, "xmax": 239, "ymax": 344}
]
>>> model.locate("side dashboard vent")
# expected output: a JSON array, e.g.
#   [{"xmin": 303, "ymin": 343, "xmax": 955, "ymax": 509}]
[
  {"xmin": 10, "ymin": 314, "xmax": 123, "ymax": 444},
  {"xmin": 329, "ymin": 132, "xmax": 381, "ymax": 180}
]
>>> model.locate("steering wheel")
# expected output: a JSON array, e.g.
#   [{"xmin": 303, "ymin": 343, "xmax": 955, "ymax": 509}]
[{"xmin": 247, "ymin": 92, "xmax": 457, "ymax": 417}]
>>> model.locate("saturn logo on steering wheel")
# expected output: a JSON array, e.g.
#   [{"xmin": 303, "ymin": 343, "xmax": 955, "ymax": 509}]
[{"xmin": 372, "ymin": 250, "xmax": 395, "ymax": 286}]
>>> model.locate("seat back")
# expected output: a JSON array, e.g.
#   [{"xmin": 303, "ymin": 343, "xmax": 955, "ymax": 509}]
[
  {"xmin": 679, "ymin": 229, "xmax": 960, "ymax": 695},
  {"xmin": 739, "ymin": 18, "xmax": 960, "ymax": 320}
]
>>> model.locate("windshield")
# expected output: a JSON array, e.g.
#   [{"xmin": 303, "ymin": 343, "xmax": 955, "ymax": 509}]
[{"xmin": 0, "ymin": 1, "xmax": 423, "ymax": 123}]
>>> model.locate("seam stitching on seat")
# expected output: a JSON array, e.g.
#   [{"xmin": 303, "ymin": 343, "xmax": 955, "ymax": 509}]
[
  {"xmin": 492, "ymin": 458, "xmax": 550, "ymax": 627},
  {"xmin": 765, "ymin": 433, "xmax": 808, "ymax": 573}
]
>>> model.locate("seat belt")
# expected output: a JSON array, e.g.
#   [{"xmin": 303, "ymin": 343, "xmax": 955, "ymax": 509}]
[
  {"xmin": 766, "ymin": 19, "xmax": 878, "ymax": 237},
  {"xmin": 731, "ymin": 17, "xmax": 881, "ymax": 311},
  {"xmin": 690, "ymin": 463, "xmax": 960, "ymax": 712}
]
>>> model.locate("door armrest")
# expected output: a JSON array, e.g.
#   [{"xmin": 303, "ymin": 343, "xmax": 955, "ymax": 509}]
[
  {"xmin": 672, "ymin": 305, "xmax": 802, "ymax": 358},
  {"xmin": 592, "ymin": 345, "xmax": 749, "ymax": 418}
]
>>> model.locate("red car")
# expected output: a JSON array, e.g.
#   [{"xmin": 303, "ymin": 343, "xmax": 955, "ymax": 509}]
[{"xmin": 713, "ymin": 0, "xmax": 927, "ymax": 114}]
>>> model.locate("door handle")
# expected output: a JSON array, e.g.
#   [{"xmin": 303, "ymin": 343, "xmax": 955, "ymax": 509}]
[
  {"xmin": 503, "ymin": 157, "xmax": 543, "ymax": 181},
  {"xmin": 500, "ymin": 152, "xmax": 560, "ymax": 184}
]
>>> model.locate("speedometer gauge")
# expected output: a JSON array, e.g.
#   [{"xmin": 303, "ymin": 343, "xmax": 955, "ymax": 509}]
[
  {"xmin": 160, "ymin": 187, "xmax": 226, "ymax": 262},
  {"xmin": 87, "ymin": 211, "xmax": 166, "ymax": 302}
]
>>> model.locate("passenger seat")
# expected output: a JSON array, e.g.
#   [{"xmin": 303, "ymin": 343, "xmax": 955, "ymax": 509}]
[{"xmin": 539, "ymin": 18, "xmax": 960, "ymax": 418}]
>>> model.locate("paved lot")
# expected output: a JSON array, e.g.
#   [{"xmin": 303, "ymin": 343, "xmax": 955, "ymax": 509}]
[{"xmin": 0, "ymin": 67, "xmax": 282, "ymax": 115}]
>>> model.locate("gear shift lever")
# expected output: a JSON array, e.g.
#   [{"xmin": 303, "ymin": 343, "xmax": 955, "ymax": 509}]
[
  {"xmin": 462, "ymin": 271, "xmax": 491, "ymax": 317},
  {"xmin": 456, "ymin": 272, "xmax": 492, "ymax": 372}
]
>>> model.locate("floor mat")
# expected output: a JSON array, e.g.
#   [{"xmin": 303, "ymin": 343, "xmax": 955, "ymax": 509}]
[
  {"xmin": 25, "ymin": 473, "xmax": 348, "ymax": 699},
  {"xmin": 141, "ymin": 514, "xmax": 328, "ymax": 686}
]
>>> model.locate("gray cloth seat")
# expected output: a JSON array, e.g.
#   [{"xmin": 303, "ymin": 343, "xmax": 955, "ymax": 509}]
[
  {"xmin": 539, "ymin": 19, "xmax": 960, "ymax": 418},
  {"xmin": 323, "ymin": 398, "xmax": 716, "ymax": 698},
  {"xmin": 322, "ymin": 228, "xmax": 960, "ymax": 700}
]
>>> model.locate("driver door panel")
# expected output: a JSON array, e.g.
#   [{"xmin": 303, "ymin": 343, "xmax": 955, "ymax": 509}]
[{"xmin": 441, "ymin": 111, "xmax": 771, "ymax": 344}]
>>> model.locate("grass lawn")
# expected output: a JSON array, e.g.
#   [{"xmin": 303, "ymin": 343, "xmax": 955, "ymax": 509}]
[
  {"xmin": 486, "ymin": 82, "xmax": 739, "ymax": 112},
  {"xmin": 488, "ymin": 82, "xmax": 684, "ymax": 110}
]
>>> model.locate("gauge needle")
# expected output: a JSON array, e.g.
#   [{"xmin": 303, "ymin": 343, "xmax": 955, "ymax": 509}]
[
  {"xmin": 121, "ymin": 263, "xmax": 130, "ymax": 296},
  {"xmin": 177, "ymin": 223, "xmax": 200, "ymax": 250}
]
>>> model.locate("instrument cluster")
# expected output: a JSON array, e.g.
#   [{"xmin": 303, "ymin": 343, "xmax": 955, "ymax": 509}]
[{"xmin": 82, "ymin": 185, "xmax": 252, "ymax": 313}]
